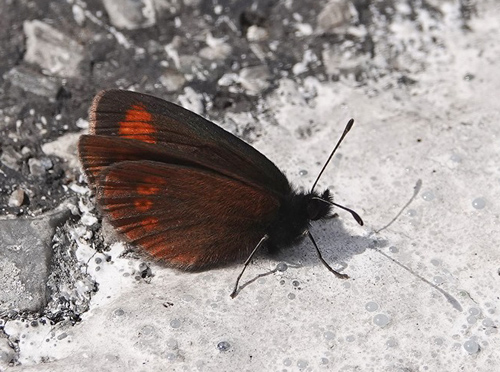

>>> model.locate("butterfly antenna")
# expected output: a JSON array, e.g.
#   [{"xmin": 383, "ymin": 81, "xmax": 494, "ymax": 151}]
[
  {"xmin": 230, "ymin": 234, "xmax": 269, "ymax": 298},
  {"xmin": 311, "ymin": 119, "xmax": 355, "ymax": 193},
  {"xmin": 312, "ymin": 197, "xmax": 364, "ymax": 226},
  {"xmin": 307, "ymin": 231, "xmax": 349, "ymax": 279},
  {"xmin": 373, "ymin": 179, "xmax": 422, "ymax": 234},
  {"xmin": 371, "ymin": 248, "xmax": 462, "ymax": 311}
]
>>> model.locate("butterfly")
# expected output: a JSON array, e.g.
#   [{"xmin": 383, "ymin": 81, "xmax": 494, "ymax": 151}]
[{"xmin": 78, "ymin": 90, "xmax": 363, "ymax": 297}]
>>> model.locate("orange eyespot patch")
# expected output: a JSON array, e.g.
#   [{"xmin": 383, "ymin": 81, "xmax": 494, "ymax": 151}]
[
  {"xmin": 134, "ymin": 199, "xmax": 154, "ymax": 212},
  {"xmin": 135, "ymin": 175, "xmax": 167, "ymax": 196},
  {"xmin": 139, "ymin": 216, "xmax": 160, "ymax": 232},
  {"xmin": 137, "ymin": 185, "xmax": 160, "ymax": 195},
  {"xmin": 170, "ymin": 252, "xmax": 199, "ymax": 267},
  {"xmin": 119, "ymin": 103, "xmax": 156, "ymax": 144}
]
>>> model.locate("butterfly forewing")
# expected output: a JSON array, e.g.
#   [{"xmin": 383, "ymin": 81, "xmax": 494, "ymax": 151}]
[
  {"xmin": 80, "ymin": 135, "xmax": 213, "ymax": 186},
  {"xmin": 97, "ymin": 160, "xmax": 280, "ymax": 269},
  {"xmin": 83, "ymin": 89, "xmax": 291, "ymax": 196}
]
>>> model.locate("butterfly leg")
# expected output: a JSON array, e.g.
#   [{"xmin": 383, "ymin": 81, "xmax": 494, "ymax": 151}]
[
  {"xmin": 230, "ymin": 234, "xmax": 269, "ymax": 298},
  {"xmin": 307, "ymin": 231, "xmax": 349, "ymax": 279}
]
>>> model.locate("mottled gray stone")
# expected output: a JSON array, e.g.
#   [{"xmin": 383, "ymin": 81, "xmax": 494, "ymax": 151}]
[
  {"xmin": 0, "ymin": 336, "xmax": 16, "ymax": 369},
  {"xmin": 0, "ymin": 209, "xmax": 70, "ymax": 313},
  {"xmin": 0, "ymin": 146, "xmax": 22, "ymax": 171},
  {"xmin": 102, "ymin": 0, "xmax": 156, "ymax": 30},
  {"xmin": 3, "ymin": 66, "xmax": 60, "ymax": 97},
  {"xmin": 239, "ymin": 65, "xmax": 271, "ymax": 95},
  {"xmin": 41, "ymin": 132, "xmax": 81, "ymax": 170},
  {"xmin": 23, "ymin": 20, "xmax": 84, "ymax": 78},
  {"xmin": 246, "ymin": 25, "xmax": 269, "ymax": 42},
  {"xmin": 159, "ymin": 68, "xmax": 186, "ymax": 92},
  {"xmin": 317, "ymin": 0, "xmax": 353, "ymax": 33},
  {"xmin": 7, "ymin": 189, "xmax": 26, "ymax": 208},
  {"xmin": 199, "ymin": 36, "xmax": 232, "ymax": 60},
  {"xmin": 27, "ymin": 158, "xmax": 45, "ymax": 177}
]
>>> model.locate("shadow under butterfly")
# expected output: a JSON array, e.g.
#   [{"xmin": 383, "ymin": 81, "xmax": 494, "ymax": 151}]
[{"xmin": 78, "ymin": 90, "xmax": 364, "ymax": 298}]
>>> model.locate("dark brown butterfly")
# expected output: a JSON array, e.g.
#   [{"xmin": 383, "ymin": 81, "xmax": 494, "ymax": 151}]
[{"xmin": 78, "ymin": 90, "xmax": 363, "ymax": 297}]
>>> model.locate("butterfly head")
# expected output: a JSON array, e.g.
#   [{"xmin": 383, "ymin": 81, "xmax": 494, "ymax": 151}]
[{"xmin": 306, "ymin": 189, "xmax": 333, "ymax": 221}]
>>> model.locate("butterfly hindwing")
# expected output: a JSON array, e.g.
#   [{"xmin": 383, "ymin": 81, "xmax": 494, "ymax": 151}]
[
  {"xmin": 97, "ymin": 160, "xmax": 280, "ymax": 269},
  {"xmin": 80, "ymin": 89, "xmax": 291, "ymax": 197}
]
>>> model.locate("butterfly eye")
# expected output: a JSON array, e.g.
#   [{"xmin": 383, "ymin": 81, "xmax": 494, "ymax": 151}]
[{"xmin": 307, "ymin": 196, "xmax": 331, "ymax": 221}]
